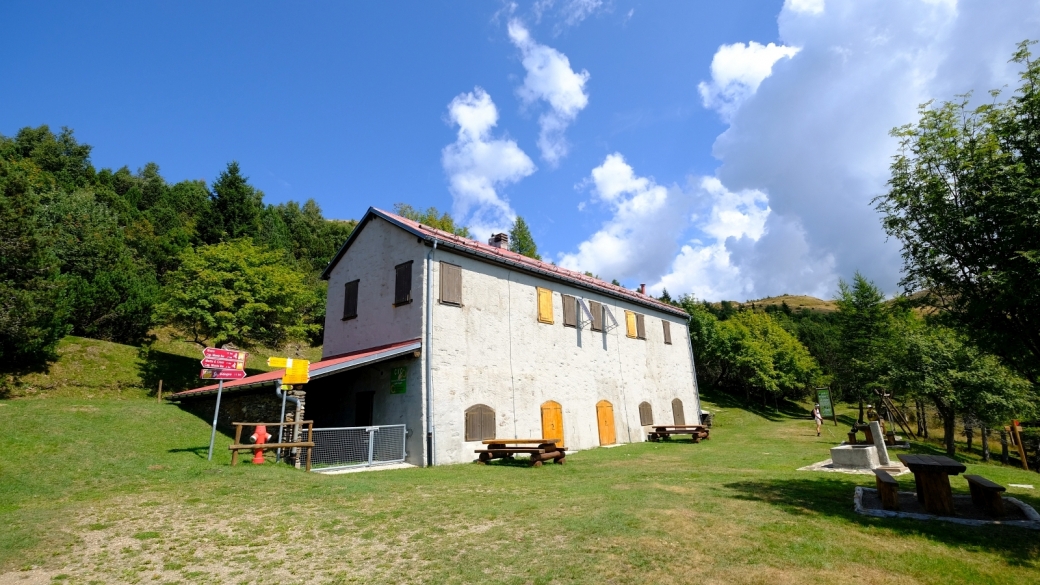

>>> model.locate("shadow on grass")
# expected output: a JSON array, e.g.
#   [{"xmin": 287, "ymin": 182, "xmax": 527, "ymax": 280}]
[
  {"xmin": 724, "ymin": 476, "xmax": 1040, "ymax": 566},
  {"xmin": 138, "ymin": 346, "xmax": 202, "ymax": 396},
  {"xmin": 477, "ymin": 457, "xmax": 551, "ymax": 468},
  {"xmin": 168, "ymin": 446, "xmax": 212, "ymax": 459},
  {"xmin": 700, "ymin": 388, "xmax": 811, "ymax": 423}
]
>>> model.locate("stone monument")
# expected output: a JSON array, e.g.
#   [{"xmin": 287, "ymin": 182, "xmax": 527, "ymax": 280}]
[{"xmin": 869, "ymin": 420, "xmax": 890, "ymax": 466}]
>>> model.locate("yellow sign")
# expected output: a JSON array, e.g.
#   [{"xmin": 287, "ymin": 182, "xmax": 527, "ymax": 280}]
[{"xmin": 269, "ymin": 357, "xmax": 310, "ymax": 385}]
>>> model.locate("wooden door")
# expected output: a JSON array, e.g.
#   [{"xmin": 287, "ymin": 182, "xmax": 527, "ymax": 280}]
[
  {"xmin": 672, "ymin": 398, "xmax": 685, "ymax": 426},
  {"xmin": 541, "ymin": 401, "xmax": 564, "ymax": 448},
  {"xmin": 596, "ymin": 400, "xmax": 616, "ymax": 445}
]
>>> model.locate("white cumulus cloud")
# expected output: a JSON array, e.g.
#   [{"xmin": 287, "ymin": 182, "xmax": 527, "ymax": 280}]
[
  {"xmin": 785, "ymin": 0, "xmax": 824, "ymax": 15},
  {"xmin": 441, "ymin": 87, "xmax": 536, "ymax": 239},
  {"xmin": 509, "ymin": 19, "xmax": 590, "ymax": 165},
  {"xmin": 698, "ymin": 41, "xmax": 801, "ymax": 119}
]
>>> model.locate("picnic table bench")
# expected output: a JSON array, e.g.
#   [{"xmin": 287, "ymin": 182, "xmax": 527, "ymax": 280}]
[
  {"xmin": 647, "ymin": 425, "xmax": 710, "ymax": 443},
  {"xmin": 896, "ymin": 454, "xmax": 966, "ymax": 516},
  {"xmin": 964, "ymin": 474, "xmax": 1006, "ymax": 517},
  {"xmin": 475, "ymin": 439, "xmax": 565, "ymax": 467}
]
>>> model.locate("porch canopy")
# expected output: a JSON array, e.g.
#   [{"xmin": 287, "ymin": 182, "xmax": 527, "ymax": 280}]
[{"xmin": 171, "ymin": 338, "xmax": 422, "ymax": 399}]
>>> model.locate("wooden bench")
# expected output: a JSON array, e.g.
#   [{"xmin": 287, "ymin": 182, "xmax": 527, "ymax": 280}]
[
  {"xmin": 475, "ymin": 439, "xmax": 565, "ymax": 467},
  {"xmin": 873, "ymin": 468, "xmax": 900, "ymax": 511},
  {"xmin": 648, "ymin": 425, "xmax": 710, "ymax": 443},
  {"xmin": 964, "ymin": 475, "xmax": 1006, "ymax": 517}
]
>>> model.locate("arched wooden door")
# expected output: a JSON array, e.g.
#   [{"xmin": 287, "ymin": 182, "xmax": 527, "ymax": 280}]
[
  {"xmin": 672, "ymin": 398, "xmax": 686, "ymax": 426},
  {"xmin": 596, "ymin": 400, "xmax": 616, "ymax": 446},
  {"xmin": 541, "ymin": 401, "xmax": 564, "ymax": 448}
]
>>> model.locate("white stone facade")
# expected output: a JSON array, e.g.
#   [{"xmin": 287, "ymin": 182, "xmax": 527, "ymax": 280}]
[{"xmin": 322, "ymin": 212, "xmax": 702, "ymax": 466}]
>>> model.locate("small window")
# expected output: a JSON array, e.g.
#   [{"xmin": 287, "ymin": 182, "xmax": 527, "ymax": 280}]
[
  {"xmin": 394, "ymin": 261, "xmax": 413, "ymax": 306},
  {"xmin": 589, "ymin": 300, "xmax": 603, "ymax": 331},
  {"xmin": 562, "ymin": 294, "xmax": 577, "ymax": 328},
  {"xmin": 440, "ymin": 262, "xmax": 462, "ymax": 306},
  {"xmin": 537, "ymin": 287, "xmax": 554, "ymax": 324},
  {"xmin": 639, "ymin": 401, "xmax": 653, "ymax": 426},
  {"xmin": 465, "ymin": 404, "xmax": 496, "ymax": 441},
  {"xmin": 342, "ymin": 279, "xmax": 359, "ymax": 320},
  {"xmin": 625, "ymin": 311, "xmax": 637, "ymax": 339},
  {"xmin": 672, "ymin": 398, "xmax": 685, "ymax": 426},
  {"xmin": 663, "ymin": 320, "xmax": 672, "ymax": 344},
  {"xmin": 636, "ymin": 314, "xmax": 646, "ymax": 340}
]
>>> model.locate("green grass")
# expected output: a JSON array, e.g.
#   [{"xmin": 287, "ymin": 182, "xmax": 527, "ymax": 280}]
[{"xmin": 1, "ymin": 385, "xmax": 1037, "ymax": 584}]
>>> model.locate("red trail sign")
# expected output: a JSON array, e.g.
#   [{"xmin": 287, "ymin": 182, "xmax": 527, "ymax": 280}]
[
  {"xmin": 202, "ymin": 348, "xmax": 247, "ymax": 361},
  {"xmin": 201, "ymin": 357, "xmax": 245, "ymax": 370},
  {"xmin": 200, "ymin": 368, "xmax": 247, "ymax": 380}
]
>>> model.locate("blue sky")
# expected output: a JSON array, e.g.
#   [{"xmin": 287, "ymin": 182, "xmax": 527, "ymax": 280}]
[{"xmin": 3, "ymin": 1, "xmax": 1038, "ymax": 300}]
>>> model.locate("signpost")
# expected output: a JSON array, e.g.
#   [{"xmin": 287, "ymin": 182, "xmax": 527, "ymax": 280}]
[
  {"xmin": 267, "ymin": 357, "xmax": 310, "ymax": 385},
  {"xmin": 816, "ymin": 388, "xmax": 837, "ymax": 426},
  {"xmin": 203, "ymin": 348, "xmax": 248, "ymax": 461}
]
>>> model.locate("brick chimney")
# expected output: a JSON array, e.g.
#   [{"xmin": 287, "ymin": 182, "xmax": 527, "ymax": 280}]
[
  {"xmin": 639, "ymin": 284, "xmax": 646, "ymax": 294},
  {"xmin": 488, "ymin": 233, "xmax": 509, "ymax": 249}
]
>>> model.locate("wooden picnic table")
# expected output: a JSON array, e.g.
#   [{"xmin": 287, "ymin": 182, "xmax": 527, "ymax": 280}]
[
  {"xmin": 896, "ymin": 454, "xmax": 967, "ymax": 516},
  {"xmin": 475, "ymin": 438, "xmax": 565, "ymax": 467},
  {"xmin": 648, "ymin": 425, "xmax": 710, "ymax": 443}
]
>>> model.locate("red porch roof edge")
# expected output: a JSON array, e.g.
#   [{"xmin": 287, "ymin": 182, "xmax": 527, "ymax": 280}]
[
  {"xmin": 321, "ymin": 207, "xmax": 689, "ymax": 319},
  {"xmin": 170, "ymin": 338, "xmax": 422, "ymax": 398}
]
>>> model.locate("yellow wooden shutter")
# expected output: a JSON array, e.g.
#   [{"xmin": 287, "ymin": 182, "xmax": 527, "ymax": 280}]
[
  {"xmin": 536, "ymin": 287, "xmax": 554, "ymax": 324},
  {"xmin": 625, "ymin": 310, "xmax": 637, "ymax": 338}
]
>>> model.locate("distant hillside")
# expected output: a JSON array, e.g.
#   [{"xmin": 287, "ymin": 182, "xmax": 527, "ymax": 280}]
[{"xmin": 744, "ymin": 294, "xmax": 838, "ymax": 313}]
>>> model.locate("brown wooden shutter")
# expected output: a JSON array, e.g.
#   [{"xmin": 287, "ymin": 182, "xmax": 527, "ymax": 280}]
[
  {"xmin": 394, "ymin": 261, "xmax": 413, "ymax": 306},
  {"xmin": 440, "ymin": 262, "xmax": 462, "ymax": 306},
  {"xmin": 636, "ymin": 314, "xmax": 646, "ymax": 340},
  {"xmin": 639, "ymin": 401, "xmax": 653, "ymax": 426},
  {"xmin": 343, "ymin": 279, "xmax": 359, "ymax": 320},
  {"xmin": 562, "ymin": 295, "xmax": 577, "ymax": 328},
  {"xmin": 662, "ymin": 320, "xmax": 672, "ymax": 344},
  {"xmin": 465, "ymin": 404, "xmax": 495, "ymax": 441},
  {"xmin": 590, "ymin": 301, "xmax": 603, "ymax": 331},
  {"xmin": 672, "ymin": 398, "xmax": 685, "ymax": 426}
]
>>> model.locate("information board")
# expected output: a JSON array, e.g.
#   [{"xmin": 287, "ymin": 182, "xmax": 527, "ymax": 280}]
[
  {"xmin": 390, "ymin": 366, "xmax": 407, "ymax": 394},
  {"xmin": 816, "ymin": 388, "xmax": 834, "ymax": 418}
]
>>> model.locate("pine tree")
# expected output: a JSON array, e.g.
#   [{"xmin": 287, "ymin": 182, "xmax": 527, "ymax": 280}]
[
  {"xmin": 208, "ymin": 161, "xmax": 263, "ymax": 242},
  {"xmin": 508, "ymin": 216, "xmax": 541, "ymax": 260}
]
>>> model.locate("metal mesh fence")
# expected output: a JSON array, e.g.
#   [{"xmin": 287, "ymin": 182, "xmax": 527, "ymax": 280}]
[{"xmin": 309, "ymin": 425, "xmax": 406, "ymax": 470}]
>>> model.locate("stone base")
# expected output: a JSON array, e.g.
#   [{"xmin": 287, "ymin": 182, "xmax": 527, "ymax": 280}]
[{"xmin": 830, "ymin": 444, "xmax": 880, "ymax": 470}]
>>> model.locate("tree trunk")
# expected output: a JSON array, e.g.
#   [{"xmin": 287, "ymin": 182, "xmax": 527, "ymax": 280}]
[
  {"xmin": 981, "ymin": 426, "xmax": 990, "ymax": 462},
  {"xmin": 920, "ymin": 402, "xmax": 929, "ymax": 438},
  {"xmin": 1000, "ymin": 429, "xmax": 1009, "ymax": 464},
  {"xmin": 964, "ymin": 416, "xmax": 973, "ymax": 453},
  {"xmin": 942, "ymin": 410, "xmax": 956, "ymax": 456},
  {"xmin": 858, "ymin": 400, "xmax": 865, "ymax": 424}
]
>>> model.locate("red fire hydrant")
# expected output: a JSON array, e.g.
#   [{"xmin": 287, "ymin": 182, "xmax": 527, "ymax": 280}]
[{"xmin": 249, "ymin": 425, "xmax": 272, "ymax": 464}]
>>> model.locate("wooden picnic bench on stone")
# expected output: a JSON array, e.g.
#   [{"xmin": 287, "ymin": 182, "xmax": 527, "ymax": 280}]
[
  {"xmin": 896, "ymin": 454, "xmax": 967, "ymax": 516},
  {"xmin": 964, "ymin": 474, "xmax": 1007, "ymax": 517},
  {"xmin": 872, "ymin": 468, "xmax": 900, "ymax": 511},
  {"xmin": 475, "ymin": 439, "xmax": 566, "ymax": 466},
  {"xmin": 647, "ymin": 425, "xmax": 710, "ymax": 443}
]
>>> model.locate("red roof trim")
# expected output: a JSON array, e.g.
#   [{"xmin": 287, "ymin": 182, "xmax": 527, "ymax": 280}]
[
  {"xmin": 321, "ymin": 207, "xmax": 689, "ymax": 318},
  {"xmin": 171, "ymin": 338, "xmax": 421, "ymax": 398}
]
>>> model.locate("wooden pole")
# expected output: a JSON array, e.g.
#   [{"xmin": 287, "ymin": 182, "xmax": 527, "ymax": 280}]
[
  {"xmin": 157, "ymin": 379, "xmax": 163, "ymax": 403},
  {"xmin": 1011, "ymin": 420, "xmax": 1029, "ymax": 471}
]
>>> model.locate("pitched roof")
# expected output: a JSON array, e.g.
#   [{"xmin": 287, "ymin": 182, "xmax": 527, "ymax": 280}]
[
  {"xmin": 322, "ymin": 207, "xmax": 689, "ymax": 318},
  {"xmin": 170, "ymin": 338, "xmax": 422, "ymax": 398}
]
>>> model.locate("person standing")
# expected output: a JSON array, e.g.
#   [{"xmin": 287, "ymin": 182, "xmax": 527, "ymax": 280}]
[{"xmin": 812, "ymin": 403, "xmax": 823, "ymax": 437}]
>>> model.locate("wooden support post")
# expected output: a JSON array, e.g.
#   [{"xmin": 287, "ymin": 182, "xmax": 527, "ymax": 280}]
[
  {"xmin": 157, "ymin": 380, "xmax": 163, "ymax": 403},
  {"xmin": 231, "ymin": 425, "xmax": 244, "ymax": 467},
  {"xmin": 1011, "ymin": 421, "xmax": 1029, "ymax": 471}
]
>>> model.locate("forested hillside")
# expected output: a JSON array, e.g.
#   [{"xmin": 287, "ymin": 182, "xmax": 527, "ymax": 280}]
[{"xmin": 0, "ymin": 125, "xmax": 356, "ymax": 380}]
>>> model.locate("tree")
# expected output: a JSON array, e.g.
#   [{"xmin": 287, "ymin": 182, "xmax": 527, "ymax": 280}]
[
  {"xmin": 508, "ymin": 216, "xmax": 541, "ymax": 259},
  {"xmin": 207, "ymin": 162, "xmax": 263, "ymax": 242},
  {"xmin": 834, "ymin": 273, "xmax": 899, "ymax": 421},
  {"xmin": 877, "ymin": 41, "xmax": 1040, "ymax": 383},
  {"xmin": 154, "ymin": 240, "xmax": 320, "ymax": 349},
  {"xmin": 393, "ymin": 203, "xmax": 469, "ymax": 237}
]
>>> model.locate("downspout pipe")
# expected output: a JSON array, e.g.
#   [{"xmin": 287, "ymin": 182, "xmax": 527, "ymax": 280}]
[
  {"xmin": 425, "ymin": 239, "xmax": 438, "ymax": 466},
  {"xmin": 275, "ymin": 380, "xmax": 300, "ymax": 464}
]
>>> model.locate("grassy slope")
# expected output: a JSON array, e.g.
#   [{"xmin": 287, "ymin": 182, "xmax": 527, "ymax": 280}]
[
  {"xmin": 742, "ymin": 294, "xmax": 839, "ymax": 313},
  {"xmin": 1, "ymin": 384, "xmax": 1038, "ymax": 584}
]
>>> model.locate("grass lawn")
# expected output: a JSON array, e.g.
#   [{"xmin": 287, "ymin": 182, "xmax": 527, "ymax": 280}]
[{"xmin": 1, "ymin": 389, "xmax": 1038, "ymax": 584}]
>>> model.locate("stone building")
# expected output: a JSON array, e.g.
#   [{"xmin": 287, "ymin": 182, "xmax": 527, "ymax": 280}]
[{"xmin": 173, "ymin": 207, "xmax": 701, "ymax": 467}]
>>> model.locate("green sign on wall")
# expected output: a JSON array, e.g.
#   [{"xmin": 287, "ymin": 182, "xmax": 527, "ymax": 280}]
[
  {"xmin": 816, "ymin": 388, "xmax": 834, "ymax": 418},
  {"xmin": 390, "ymin": 366, "xmax": 407, "ymax": 394}
]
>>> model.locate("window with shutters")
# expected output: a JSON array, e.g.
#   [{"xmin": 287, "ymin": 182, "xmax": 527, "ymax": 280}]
[
  {"xmin": 662, "ymin": 320, "xmax": 672, "ymax": 344},
  {"xmin": 464, "ymin": 404, "xmax": 496, "ymax": 441},
  {"xmin": 625, "ymin": 311, "xmax": 637, "ymax": 338},
  {"xmin": 394, "ymin": 261, "xmax": 413, "ymax": 306},
  {"xmin": 589, "ymin": 300, "xmax": 603, "ymax": 331},
  {"xmin": 672, "ymin": 398, "xmax": 686, "ymax": 425},
  {"xmin": 636, "ymin": 313, "xmax": 646, "ymax": 340},
  {"xmin": 562, "ymin": 294, "xmax": 577, "ymax": 328},
  {"xmin": 639, "ymin": 401, "xmax": 653, "ymax": 426},
  {"xmin": 536, "ymin": 287, "xmax": 554, "ymax": 324},
  {"xmin": 342, "ymin": 279, "xmax": 359, "ymax": 320},
  {"xmin": 440, "ymin": 262, "xmax": 462, "ymax": 306}
]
